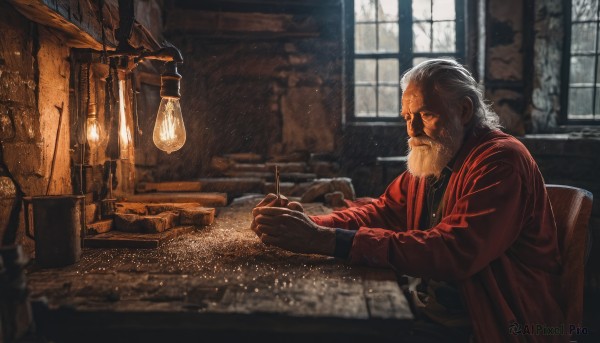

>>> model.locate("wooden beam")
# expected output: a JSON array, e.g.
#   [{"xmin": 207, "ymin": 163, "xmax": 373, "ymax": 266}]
[
  {"xmin": 165, "ymin": 9, "xmax": 319, "ymax": 38},
  {"xmin": 7, "ymin": 0, "xmax": 160, "ymax": 51}
]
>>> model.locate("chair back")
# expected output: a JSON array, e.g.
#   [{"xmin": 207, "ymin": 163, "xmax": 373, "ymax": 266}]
[{"xmin": 546, "ymin": 184, "xmax": 593, "ymax": 327}]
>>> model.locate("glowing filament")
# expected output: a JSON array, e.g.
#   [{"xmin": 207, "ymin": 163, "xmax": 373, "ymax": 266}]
[{"xmin": 153, "ymin": 98, "xmax": 186, "ymax": 154}]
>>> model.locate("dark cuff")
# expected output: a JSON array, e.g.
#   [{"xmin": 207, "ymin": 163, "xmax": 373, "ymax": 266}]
[{"xmin": 334, "ymin": 228, "xmax": 356, "ymax": 259}]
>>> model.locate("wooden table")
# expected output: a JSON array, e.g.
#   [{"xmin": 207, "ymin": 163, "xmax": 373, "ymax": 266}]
[{"xmin": 26, "ymin": 197, "xmax": 413, "ymax": 342}]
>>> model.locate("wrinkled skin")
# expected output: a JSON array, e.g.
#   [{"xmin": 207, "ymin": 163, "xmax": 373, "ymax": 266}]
[{"xmin": 251, "ymin": 194, "xmax": 335, "ymax": 255}]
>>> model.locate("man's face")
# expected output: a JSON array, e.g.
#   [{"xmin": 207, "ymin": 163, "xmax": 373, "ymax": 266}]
[{"xmin": 401, "ymin": 81, "xmax": 465, "ymax": 178}]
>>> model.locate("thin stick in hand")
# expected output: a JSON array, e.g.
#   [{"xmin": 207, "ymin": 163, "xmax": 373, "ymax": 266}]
[{"xmin": 275, "ymin": 165, "xmax": 280, "ymax": 200}]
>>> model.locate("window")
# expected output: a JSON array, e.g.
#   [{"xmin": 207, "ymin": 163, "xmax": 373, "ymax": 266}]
[
  {"xmin": 562, "ymin": 0, "xmax": 600, "ymax": 123},
  {"xmin": 346, "ymin": 0, "xmax": 465, "ymax": 121}
]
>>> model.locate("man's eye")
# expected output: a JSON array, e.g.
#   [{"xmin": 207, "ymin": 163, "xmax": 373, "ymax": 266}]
[{"xmin": 421, "ymin": 112, "xmax": 433, "ymax": 119}]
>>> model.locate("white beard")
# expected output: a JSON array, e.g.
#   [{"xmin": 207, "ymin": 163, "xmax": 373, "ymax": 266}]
[{"xmin": 406, "ymin": 121, "xmax": 463, "ymax": 178}]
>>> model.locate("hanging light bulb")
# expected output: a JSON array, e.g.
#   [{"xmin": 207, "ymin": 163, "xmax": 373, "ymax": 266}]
[
  {"xmin": 86, "ymin": 102, "xmax": 102, "ymax": 149},
  {"xmin": 153, "ymin": 61, "xmax": 186, "ymax": 154},
  {"xmin": 118, "ymin": 79, "xmax": 130, "ymax": 158}
]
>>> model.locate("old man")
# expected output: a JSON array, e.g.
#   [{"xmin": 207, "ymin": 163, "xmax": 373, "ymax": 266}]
[{"xmin": 252, "ymin": 59, "xmax": 565, "ymax": 342}]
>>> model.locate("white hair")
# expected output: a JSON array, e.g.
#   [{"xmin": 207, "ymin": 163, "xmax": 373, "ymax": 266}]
[{"xmin": 400, "ymin": 58, "xmax": 501, "ymax": 130}]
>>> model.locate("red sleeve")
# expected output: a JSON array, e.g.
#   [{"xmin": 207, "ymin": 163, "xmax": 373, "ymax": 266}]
[
  {"xmin": 349, "ymin": 154, "xmax": 530, "ymax": 281},
  {"xmin": 309, "ymin": 172, "xmax": 410, "ymax": 232}
]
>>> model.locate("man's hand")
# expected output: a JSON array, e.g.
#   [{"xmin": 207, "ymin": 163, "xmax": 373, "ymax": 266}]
[
  {"xmin": 252, "ymin": 206, "xmax": 335, "ymax": 256},
  {"xmin": 250, "ymin": 193, "xmax": 305, "ymax": 232}
]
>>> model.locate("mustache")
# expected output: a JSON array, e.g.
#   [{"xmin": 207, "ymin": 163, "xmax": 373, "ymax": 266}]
[{"xmin": 408, "ymin": 136, "xmax": 437, "ymax": 148}]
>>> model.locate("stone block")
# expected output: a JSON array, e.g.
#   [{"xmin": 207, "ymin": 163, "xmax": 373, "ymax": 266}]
[
  {"xmin": 0, "ymin": 176, "xmax": 17, "ymax": 200},
  {"xmin": 324, "ymin": 191, "xmax": 345, "ymax": 208},
  {"xmin": 9, "ymin": 105, "xmax": 38, "ymax": 141},
  {"xmin": 0, "ymin": 71, "xmax": 36, "ymax": 105},
  {"xmin": 310, "ymin": 161, "xmax": 340, "ymax": 177},
  {"xmin": 0, "ymin": 108, "xmax": 15, "ymax": 141},
  {"xmin": 179, "ymin": 207, "xmax": 215, "ymax": 226},
  {"xmin": 2, "ymin": 142, "xmax": 45, "ymax": 176},
  {"xmin": 300, "ymin": 177, "xmax": 355, "ymax": 203}
]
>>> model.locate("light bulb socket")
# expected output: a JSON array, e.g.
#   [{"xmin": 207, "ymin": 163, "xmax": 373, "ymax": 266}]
[
  {"xmin": 87, "ymin": 102, "xmax": 98, "ymax": 118},
  {"xmin": 160, "ymin": 61, "xmax": 181, "ymax": 99}
]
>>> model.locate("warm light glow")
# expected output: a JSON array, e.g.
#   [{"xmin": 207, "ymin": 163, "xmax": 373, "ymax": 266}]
[
  {"xmin": 153, "ymin": 97, "xmax": 186, "ymax": 154},
  {"xmin": 86, "ymin": 116, "xmax": 102, "ymax": 149},
  {"xmin": 118, "ymin": 79, "xmax": 130, "ymax": 157}
]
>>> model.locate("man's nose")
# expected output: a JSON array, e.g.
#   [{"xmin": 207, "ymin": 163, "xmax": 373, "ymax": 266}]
[{"xmin": 407, "ymin": 115, "xmax": 423, "ymax": 137}]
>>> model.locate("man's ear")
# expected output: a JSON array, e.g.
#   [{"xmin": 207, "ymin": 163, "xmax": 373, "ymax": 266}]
[{"xmin": 460, "ymin": 96, "xmax": 474, "ymax": 126}]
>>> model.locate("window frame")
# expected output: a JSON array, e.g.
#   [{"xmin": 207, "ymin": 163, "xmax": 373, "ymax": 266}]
[
  {"xmin": 561, "ymin": 0, "xmax": 600, "ymax": 125},
  {"xmin": 344, "ymin": 0, "xmax": 466, "ymax": 123}
]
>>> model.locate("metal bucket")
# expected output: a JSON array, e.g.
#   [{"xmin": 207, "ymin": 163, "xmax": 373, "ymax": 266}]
[{"xmin": 23, "ymin": 195, "xmax": 85, "ymax": 267}]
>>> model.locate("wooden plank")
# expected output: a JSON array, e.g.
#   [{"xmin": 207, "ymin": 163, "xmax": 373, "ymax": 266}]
[
  {"xmin": 136, "ymin": 181, "xmax": 203, "ymax": 193},
  {"xmin": 265, "ymin": 162, "xmax": 307, "ymax": 173},
  {"xmin": 29, "ymin": 199, "xmax": 413, "ymax": 340},
  {"xmin": 232, "ymin": 163, "xmax": 268, "ymax": 172},
  {"xmin": 7, "ymin": 0, "xmax": 160, "ymax": 50},
  {"xmin": 180, "ymin": 207, "xmax": 216, "ymax": 226},
  {"xmin": 85, "ymin": 219, "xmax": 113, "ymax": 235},
  {"xmin": 263, "ymin": 182, "xmax": 296, "ymax": 195},
  {"xmin": 123, "ymin": 192, "xmax": 227, "ymax": 207},
  {"xmin": 84, "ymin": 226, "xmax": 194, "ymax": 249},
  {"xmin": 197, "ymin": 177, "xmax": 264, "ymax": 194},
  {"xmin": 222, "ymin": 152, "xmax": 263, "ymax": 163},
  {"xmin": 164, "ymin": 10, "xmax": 320, "ymax": 36}
]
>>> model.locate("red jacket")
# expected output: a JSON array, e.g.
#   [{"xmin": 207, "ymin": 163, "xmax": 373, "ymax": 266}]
[{"xmin": 311, "ymin": 129, "xmax": 567, "ymax": 342}]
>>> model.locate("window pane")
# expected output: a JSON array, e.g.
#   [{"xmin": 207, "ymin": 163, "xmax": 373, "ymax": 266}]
[
  {"xmin": 378, "ymin": 86, "xmax": 399, "ymax": 117},
  {"xmin": 378, "ymin": 0, "xmax": 398, "ymax": 21},
  {"xmin": 432, "ymin": 21, "xmax": 456, "ymax": 52},
  {"xmin": 572, "ymin": 0, "xmax": 598, "ymax": 21},
  {"xmin": 413, "ymin": 0, "xmax": 432, "ymax": 20},
  {"xmin": 568, "ymin": 88, "xmax": 594, "ymax": 118},
  {"xmin": 378, "ymin": 23, "xmax": 399, "ymax": 52},
  {"xmin": 355, "ymin": 23, "xmax": 377, "ymax": 52},
  {"xmin": 378, "ymin": 59, "xmax": 399, "ymax": 84},
  {"xmin": 432, "ymin": 0, "xmax": 455, "ymax": 20},
  {"xmin": 355, "ymin": 59, "xmax": 376, "ymax": 83},
  {"xmin": 413, "ymin": 57, "xmax": 432, "ymax": 67},
  {"xmin": 355, "ymin": 0, "xmax": 376, "ymax": 22},
  {"xmin": 413, "ymin": 22, "xmax": 432, "ymax": 52},
  {"xmin": 570, "ymin": 56, "xmax": 596, "ymax": 84},
  {"xmin": 355, "ymin": 86, "xmax": 377, "ymax": 117},
  {"xmin": 571, "ymin": 23, "xmax": 597, "ymax": 54}
]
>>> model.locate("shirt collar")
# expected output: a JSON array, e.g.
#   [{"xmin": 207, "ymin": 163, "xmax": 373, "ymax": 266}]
[{"xmin": 448, "ymin": 126, "xmax": 494, "ymax": 173}]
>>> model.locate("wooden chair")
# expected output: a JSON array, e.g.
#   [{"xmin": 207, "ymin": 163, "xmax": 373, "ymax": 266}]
[{"xmin": 546, "ymin": 184, "xmax": 593, "ymax": 328}]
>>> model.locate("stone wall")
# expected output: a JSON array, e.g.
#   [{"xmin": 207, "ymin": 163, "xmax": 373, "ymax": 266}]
[
  {"xmin": 484, "ymin": 0, "xmax": 530, "ymax": 135},
  {"xmin": 136, "ymin": 1, "xmax": 342, "ymax": 181},
  {"xmin": 0, "ymin": 2, "xmax": 73, "ymax": 249},
  {"xmin": 0, "ymin": 0, "xmax": 160, "ymax": 250},
  {"xmin": 530, "ymin": 0, "xmax": 563, "ymax": 132}
]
